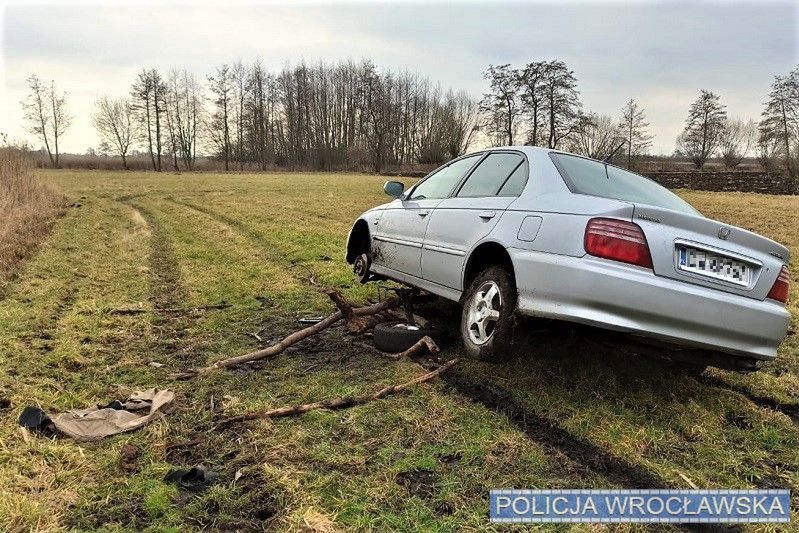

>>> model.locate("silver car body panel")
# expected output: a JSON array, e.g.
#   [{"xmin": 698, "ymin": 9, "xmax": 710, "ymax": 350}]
[{"xmin": 348, "ymin": 146, "xmax": 791, "ymax": 360}]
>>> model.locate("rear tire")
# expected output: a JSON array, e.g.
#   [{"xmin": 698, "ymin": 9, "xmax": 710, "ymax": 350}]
[{"xmin": 460, "ymin": 265, "xmax": 517, "ymax": 362}]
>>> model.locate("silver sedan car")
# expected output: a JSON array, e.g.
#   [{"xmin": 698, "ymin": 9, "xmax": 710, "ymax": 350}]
[{"xmin": 346, "ymin": 147, "xmax": 791, "ymax": 369}]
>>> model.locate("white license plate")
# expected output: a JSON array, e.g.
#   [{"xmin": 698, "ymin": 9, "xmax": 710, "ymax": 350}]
[{"xmin": 677, "ymin": 246, "xmax": 751, "ymax": 286}]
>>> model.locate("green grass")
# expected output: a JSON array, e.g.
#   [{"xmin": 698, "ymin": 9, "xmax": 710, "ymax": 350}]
[{"xmin": 0, "ymin": 169, "xmax": 797, "ymax": 531}]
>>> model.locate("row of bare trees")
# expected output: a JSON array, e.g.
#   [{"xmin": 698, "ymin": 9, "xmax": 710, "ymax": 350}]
[
  {"xmin": 479, "ymin": 62, "xmax": 653, "ymax": 168},
  {"xmin": 89, "ymin": 60, "xmax": 479, "ymax": 172},
  {"xmin": 20, "ymin": 61, "xmax": 799, "ymax": 177}
]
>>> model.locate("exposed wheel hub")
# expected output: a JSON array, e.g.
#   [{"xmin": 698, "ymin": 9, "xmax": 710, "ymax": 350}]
[{"xmin": 353, "ymin": 252, "xmax": 371, "ymax": 284}]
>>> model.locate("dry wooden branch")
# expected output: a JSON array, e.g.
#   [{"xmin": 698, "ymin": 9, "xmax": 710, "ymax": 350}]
[
  {"xmin": 172, "ymin": 297, "xmax": 399, "ymax": 379},
  {"xmin": 324, "ymin": 288, "xmax": 388, "ymax": 334},
  {"xmin": 217, "ymin": 358, "xmax": 459, "ymax": 426},
  {"xmin": 382, "ymin": 335, "xmax": 440, "ymax": 360}
]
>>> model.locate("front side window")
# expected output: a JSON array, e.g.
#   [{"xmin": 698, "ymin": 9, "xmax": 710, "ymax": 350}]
[
  {"xmin": 550, "ymin": 153, "xmax": 699, "ymax": 215},
  {"xmin": 409, "ymin": 155, "xmax": 480, "ymax": 200},
  {"xmin": 457, "ymin": 152, "xmax": 526, "ymax": 197}
]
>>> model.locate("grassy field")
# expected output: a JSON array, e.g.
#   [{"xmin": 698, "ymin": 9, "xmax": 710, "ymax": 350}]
[{"xmin": 1, "ymin": 169, "xmax": 797, "ymax": 532}]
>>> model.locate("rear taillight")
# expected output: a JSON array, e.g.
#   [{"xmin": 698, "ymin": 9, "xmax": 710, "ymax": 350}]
[
  {"xmin": 584, "ymin": 218, "xmax": 653, "ymax": 268},
  {"xmin": 767, "ymin": 265, "xmax": 790, "ymax": 304}
]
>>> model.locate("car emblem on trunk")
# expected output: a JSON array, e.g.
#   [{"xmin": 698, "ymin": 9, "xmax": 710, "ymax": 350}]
[{"xmin": 718, "ymin": 227, "xmax": 731, "ymax": 240}]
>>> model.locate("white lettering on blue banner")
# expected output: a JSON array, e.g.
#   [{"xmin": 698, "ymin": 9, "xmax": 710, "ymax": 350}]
[{"xmin": 490, "ymin": 489, "xmax": 790, "ymax": 523}]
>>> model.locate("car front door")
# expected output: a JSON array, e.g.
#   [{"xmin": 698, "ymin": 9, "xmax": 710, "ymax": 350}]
[
  {"xmin": 373, "ymin": 154, "xmax": 482, "ymax": 278},
  {"xmin": 421, "ymin": 151, "xmax": 529, "ymax": 289}
]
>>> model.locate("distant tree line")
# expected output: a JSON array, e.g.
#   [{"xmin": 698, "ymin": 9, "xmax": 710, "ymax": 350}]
[
  {"xmin": 83, "ymin": 60, "xmax": 477, "ymax": 172},
  {"xmin": 19, "ymin": 60, "xmax": 799, "ymax": 180}
]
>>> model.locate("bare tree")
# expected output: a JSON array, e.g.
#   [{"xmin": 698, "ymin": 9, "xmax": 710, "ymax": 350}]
[
  {"xmin": 207, "ymin": 64, "xmax": 233, "ymax": 170},
  {"xmin": 759, "ymin": 66, "xmax": 799, "ymax": 178},
  {"xmin": 21, "ymin": 75, "xmax": 71, "ymax": 167},
  {"xmin": 164, "ymin": 69, "xmax": 203, "ymax": 171},
  {"xmin": 443, "ymin": 91, "xmax": 480, "ymax": 159},
  {"xmin": 540, "ymin": 61, "xmax": 583, "ymax": 149},
  {"xmin": 231, "ymin": 61, "xmax": 248, "ymax": 170},
  {"xmin": 93, "ymin": 96, "xmax": 135, "ymax": 169},
  {"xmin": 480, "ymin": 64, "xmax": 521, "ymax": 145},
  {"xmin": 570, "ymin": 113, "xmax": 620, "ymax": 159},
  {"xmin": 518, "ymin": 61, "xmax": 547, "ymax": 146},
  {"xmin": 676, "ymin": 90, "xmax": 727, "ymax": 168},
  {"xmin": 718, "ymin": 118, "xmax": 756, "ymax": 169},
  {"xmin": 618, "ymin": 98, "xmax": 653, "ymax": 168},
  {"xmin": 131, "ymin": 69, "xmax": 167, "ymax": 171}
]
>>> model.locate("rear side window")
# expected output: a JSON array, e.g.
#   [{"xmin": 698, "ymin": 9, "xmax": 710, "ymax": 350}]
[
  {"xmin": 549, "ymin": 153, "xmax": 699, "ymax": 215},
  {"xmin": 497, "ymin": 162, "xmax": 528, "ymax": 196},
  {"xmin": 457, "ymin": 152, "xmax": 526, "ymax": 197},
  {"xmin": 409, "ymin": 154, "xmax": 480, "ymax": 200}
]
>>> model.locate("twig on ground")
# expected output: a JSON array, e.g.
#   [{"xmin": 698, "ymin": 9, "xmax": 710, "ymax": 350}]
[
  {"xmin": 288, "ymin": 263, "xmax": 319, "ymax": 286},
  {"xmin": 172, "ymin": 296, "xmax": 399, "ymax": 380},
  {"xmin": 216, "ymin": 358, "xmax": 459, "ymax": 426}
]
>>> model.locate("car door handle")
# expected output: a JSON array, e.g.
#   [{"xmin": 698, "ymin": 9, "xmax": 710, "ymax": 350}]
[
  {"xmin": 418, "ymin": 210, "xmax": 430, "ymax": 217},
  {"xmin": 478, "ymin": 211, "xmax": 496, "ymax": 220}
]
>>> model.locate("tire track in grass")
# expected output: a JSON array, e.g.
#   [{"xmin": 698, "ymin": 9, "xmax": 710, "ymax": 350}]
[
  {"xmin": 164, "ymin": 197, "xmax": 328, "ymax": 268},
  {"xmin": 123, "ymin": 201, "xmax": 194, "ymax": 364},
  {"xmin": 698, "ymin": 375, "xmax": 799, "ymax": 425},
  {"xmin": 419, "ymin": 364, "xmax": 741, "ymax": 533}
]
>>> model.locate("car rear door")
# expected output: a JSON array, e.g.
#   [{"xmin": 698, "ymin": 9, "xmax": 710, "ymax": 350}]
[
  {"xmin": 421, "ymin": 151, "xmax": 529, "ymax": 290},
  {"xmin": 373, "ymin": 154, "xmax": 481, "ymax": 278}
]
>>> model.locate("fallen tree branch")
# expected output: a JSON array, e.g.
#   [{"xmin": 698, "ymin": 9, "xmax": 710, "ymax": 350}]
[
  {"xmin": 382, "ymin": 335, "xmax": 440, "ymax": 361},
  {"xmin": 172, "ymin": 297, "xmax": 399, "ymax": 379},
  {"xmin": 217, "ymin": 358, "xmax": 459, "ymax": 426},
  {"xmin": 325, "ymin": 288, "xmax": 395, "ymax": 334}
]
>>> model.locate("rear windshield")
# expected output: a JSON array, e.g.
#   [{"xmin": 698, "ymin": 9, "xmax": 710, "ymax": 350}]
[{"xmin": 550, "ymin": 153, "xmax": 699, "ymax": 215}]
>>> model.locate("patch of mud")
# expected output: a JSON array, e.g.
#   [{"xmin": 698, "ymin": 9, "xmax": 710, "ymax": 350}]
[{"xmin": 396, "ymin": 468, "xmax": 437, "ymax": 500}]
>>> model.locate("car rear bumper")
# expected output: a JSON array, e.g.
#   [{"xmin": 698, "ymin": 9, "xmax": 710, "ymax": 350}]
[{"xmin": 509, "ymin": 249, "xmax": 791, "ymax": 360}]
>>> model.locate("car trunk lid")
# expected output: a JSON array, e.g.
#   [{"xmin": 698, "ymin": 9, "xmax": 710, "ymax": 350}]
[{"xmin": 632, "ymin": 204, "xmax": 789, "ymax": 301}]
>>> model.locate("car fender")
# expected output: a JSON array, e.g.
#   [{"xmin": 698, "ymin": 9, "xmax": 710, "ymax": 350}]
[{"xmin": 345, "ymin": 208, "xmax": 384, "ymax": 263}]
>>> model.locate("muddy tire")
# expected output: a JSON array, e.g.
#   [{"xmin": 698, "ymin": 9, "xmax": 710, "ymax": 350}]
[
  {"xmin": 460, "ymin": 265, "xmax": 517, "ymax": 363},
  {"xmin": 373, "ymin": 322, "xmax": 440, "ymax": 353}
]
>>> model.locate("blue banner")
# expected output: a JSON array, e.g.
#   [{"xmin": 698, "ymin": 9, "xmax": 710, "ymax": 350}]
[{"xmin": 490, "ymin": 489, "xmax": 790, "ymax": 523}]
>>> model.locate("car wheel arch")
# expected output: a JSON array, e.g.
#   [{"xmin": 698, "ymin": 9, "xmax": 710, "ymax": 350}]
[
  {"xmin": 346, "ymin": 219, "xmax": 371, "ymax": 264},
  {"xmin": 462, "ymin": 241, "xmax": 516, "ymax": 293}
]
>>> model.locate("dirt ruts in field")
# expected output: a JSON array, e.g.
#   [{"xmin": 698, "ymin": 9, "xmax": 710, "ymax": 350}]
[
  {"xmin": 124, "ymin": 202, "xmax": 195, "ymax": 363},
  {"xmin": 699, "ymin": 375, "xmax": 799, "ymax": 425},
  {"xmin": 166, "ymin": 197, "xmax": 261, "ymax": 242}
]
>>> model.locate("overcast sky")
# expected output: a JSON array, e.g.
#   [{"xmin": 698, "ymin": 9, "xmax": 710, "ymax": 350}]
[{"xmin": 1, "ymin": 0, "xmax": 797, "ymax": 155}]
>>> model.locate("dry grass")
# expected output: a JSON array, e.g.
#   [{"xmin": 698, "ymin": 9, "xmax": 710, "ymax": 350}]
[
  {"xmin": 0, "ymin": 148, "xmax": 66, "ymax": 290},
  {"xmin": 1, "ymin": 170, "xmax": 797, "ymax": 530}
]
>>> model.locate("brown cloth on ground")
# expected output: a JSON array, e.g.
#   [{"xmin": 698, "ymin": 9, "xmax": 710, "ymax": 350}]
[{"xmin": 52, "ymin": 389, "xmax": 174, "ymax": 441}]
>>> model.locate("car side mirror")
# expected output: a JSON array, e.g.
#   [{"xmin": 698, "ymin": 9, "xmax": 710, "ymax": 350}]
[{"xmin": 383, "ymin": 180, "xmax": 405, "ymax": 199}]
